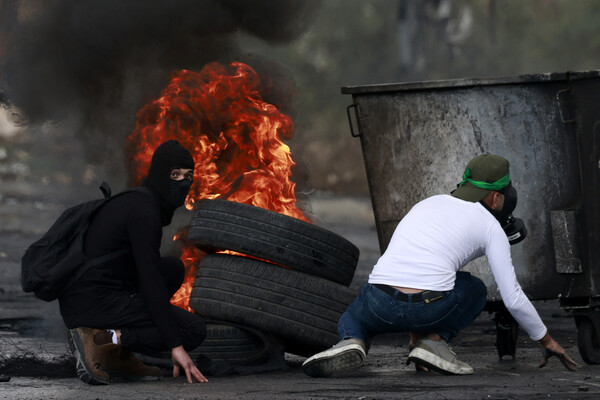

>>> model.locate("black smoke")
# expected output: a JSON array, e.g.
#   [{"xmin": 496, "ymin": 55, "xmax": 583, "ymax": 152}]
[{"xmin": 0, "ymin": 0, "xmax": 315, "ymax": 167}]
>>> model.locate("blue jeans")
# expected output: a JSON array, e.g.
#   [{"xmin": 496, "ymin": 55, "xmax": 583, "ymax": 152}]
[{"xmin": 338, "ymin": 271, "xmax": 487, "ymax": 343}]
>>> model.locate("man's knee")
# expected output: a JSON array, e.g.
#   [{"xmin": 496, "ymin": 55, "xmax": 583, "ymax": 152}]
[
  {"xmin": 456, "ymin": 271, "xmax": 486, "ymax": 292},
  {"xmin": 472, "ymin": 277, "xmax": 487, "ymax": 311},
  {"xmin": 456, "ymin": 271, "xmax": 487, "ymax": 307},
  {"xmin": 473, "ymin": 276, "xmax": 487, "ymax": 301}
]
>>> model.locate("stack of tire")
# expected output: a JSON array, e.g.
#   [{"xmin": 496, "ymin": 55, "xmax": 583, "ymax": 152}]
[{"xmin": 188, "ymin": 199, "xmax": 359, "ymax": 360}]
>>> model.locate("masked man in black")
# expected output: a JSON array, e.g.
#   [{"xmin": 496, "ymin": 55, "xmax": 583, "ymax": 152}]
[{"xmin": 59, "ymin": 140, "xmax": 207, "ymax": 385}]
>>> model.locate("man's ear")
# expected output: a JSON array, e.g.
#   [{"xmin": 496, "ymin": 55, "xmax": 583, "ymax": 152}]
[{"xmin": 491, "ymin": 191, "xmax": 503, "ymax": 210}]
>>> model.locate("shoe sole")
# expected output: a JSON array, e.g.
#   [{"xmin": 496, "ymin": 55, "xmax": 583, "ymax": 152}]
[
  {"xmin": 302, "ymin": 348, "xmax": 365, "ymax": 378},
  {"xmin": 68, "ymin": 329, "xmax": 110, "ymax": 385},
  {"xmin": 407, "ymin": 348, "xmax": 473, "ymax": 375}
]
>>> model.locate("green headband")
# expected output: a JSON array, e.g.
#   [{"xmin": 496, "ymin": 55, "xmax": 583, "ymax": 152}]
[{"xmin": 459, "ymin": 168, "xmax": 510, "ymax": 190}]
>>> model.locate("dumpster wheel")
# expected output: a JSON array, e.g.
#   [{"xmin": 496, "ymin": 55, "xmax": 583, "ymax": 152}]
[
  {"xmin": 577, "ymin": 319, "xmax": 600, "ymax": 364},
  {"xmin": 494, "ymin": 311, "xmax": 518, "ymax": 359}
]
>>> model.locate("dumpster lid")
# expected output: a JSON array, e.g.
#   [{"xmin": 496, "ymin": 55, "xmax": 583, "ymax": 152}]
[{"xmin": 341, "ymin": 70, "xmax": 600, "ymax": 95}]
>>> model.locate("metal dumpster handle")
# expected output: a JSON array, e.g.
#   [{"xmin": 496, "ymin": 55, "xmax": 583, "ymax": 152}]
[
  {"xmin": 346, "ymin": 103, "xmax": 363, "ymax": 137},
  {"xmin": 557, "ymin": 88, "xmax": 576, "ymax": 124}
]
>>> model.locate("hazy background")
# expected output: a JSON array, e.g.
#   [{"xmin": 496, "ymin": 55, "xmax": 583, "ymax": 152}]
[{"xmin": 1, "ymin": 0, "xmax": 600, "ymax": 197}]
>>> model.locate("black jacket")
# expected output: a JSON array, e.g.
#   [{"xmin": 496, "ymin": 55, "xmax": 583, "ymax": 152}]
[{"xmin": 59, "ymin": 187, "xmax": 182, "ymax": 349}]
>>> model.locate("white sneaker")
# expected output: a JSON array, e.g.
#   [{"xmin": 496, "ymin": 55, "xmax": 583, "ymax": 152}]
[
  {"xmin": 302, "ymin": 338, "xmax": 366, "ymax": 378},
  {"xmin": 407, "ymin": 339, "xmax": 473, "ymax": 375}
]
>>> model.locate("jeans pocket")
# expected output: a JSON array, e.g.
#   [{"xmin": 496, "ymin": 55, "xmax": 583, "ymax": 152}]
[
  {"xmin": 412, "ymin": 297, "xmax": 458, "ymax": 329},
  {"xmin": 365, "ymin": 287, "xmax": 397, "ymax": 326}
]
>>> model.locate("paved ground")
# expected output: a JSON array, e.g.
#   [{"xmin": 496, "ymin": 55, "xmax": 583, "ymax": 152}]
[{"xmin": 1, "ymin": 181, "xmax": 599, "ymax": 399}]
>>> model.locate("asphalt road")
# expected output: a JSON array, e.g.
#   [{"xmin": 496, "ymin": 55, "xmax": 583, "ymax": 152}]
[{"xmin": 1, "ymin": 182, "xmax": 599, "ymax": 399}]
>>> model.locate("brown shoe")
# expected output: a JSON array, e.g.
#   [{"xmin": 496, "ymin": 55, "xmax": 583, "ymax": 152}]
[
  {"xmin": 68, "ymin": 327, "xmax": 114, "ymax": 385},
  {"xmin": 101, "ymin": 347, "xmax": 163, "ymax": 381}
]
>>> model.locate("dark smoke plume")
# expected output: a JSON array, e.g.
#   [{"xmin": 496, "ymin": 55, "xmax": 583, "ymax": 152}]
[{"xmin": 0, "ymin": 0, "xmax": 315, "ymax": 169}]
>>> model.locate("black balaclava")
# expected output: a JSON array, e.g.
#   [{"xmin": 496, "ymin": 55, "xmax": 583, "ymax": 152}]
[
  {"xmin": 142, "ymin": 140, "xmax": 195, "ymax": 226},
  {"xmin": 479, "ymin": 183, "xmax": 527, "ymax": 245},
  {"xmin": 495, "ymin": 184, "xmax": 518, "ymax": 226}
]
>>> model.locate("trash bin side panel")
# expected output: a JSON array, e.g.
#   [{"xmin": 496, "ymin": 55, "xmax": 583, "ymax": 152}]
[
  {"xmin": 571, "ymin": 78, "xmax": 600, "ymax": 298},
  {"xmin": 352, "ymin": 82, "xmax": 589, "ymax": 300}
]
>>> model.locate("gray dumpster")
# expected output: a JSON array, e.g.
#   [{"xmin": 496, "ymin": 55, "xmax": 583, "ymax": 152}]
[{"xmin": 342, "ymin": 70, "xmax": 600, "ymax": 362}]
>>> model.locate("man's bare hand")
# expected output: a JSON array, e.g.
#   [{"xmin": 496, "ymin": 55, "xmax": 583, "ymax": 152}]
[
  {"xmin": 538, "ymin": 333, "xmax": 578, "ymax": 371},
  {"xmin": 172, "ymin": 346, "xmax": 208, "ymax": 383}
]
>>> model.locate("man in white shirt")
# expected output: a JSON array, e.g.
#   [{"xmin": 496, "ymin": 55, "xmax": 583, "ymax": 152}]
[{"xmin": 302, "ymin": 154, "xmax": 577, "ymax": 377}]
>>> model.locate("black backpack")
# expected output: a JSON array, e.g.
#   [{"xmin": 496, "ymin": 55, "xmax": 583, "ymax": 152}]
[{"xmin": 21, "ymin": 182, "xmax": 150, "ymax": 301}]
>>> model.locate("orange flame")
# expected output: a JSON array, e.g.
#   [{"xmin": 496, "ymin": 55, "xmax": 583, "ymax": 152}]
[{"xmin": 125, "ymin": 62, "xmax": 308, "ymax": 310}]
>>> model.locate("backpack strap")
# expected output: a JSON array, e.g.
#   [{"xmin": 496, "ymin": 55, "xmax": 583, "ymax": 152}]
[{"xmin": 99, "ymin": 181, "xmax": 112, "ymax": 198}]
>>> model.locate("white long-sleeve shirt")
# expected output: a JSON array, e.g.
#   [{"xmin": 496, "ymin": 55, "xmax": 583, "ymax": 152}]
[{"xmin": 368, "ymin": 194, "xmax": 547, "ymax": 341}]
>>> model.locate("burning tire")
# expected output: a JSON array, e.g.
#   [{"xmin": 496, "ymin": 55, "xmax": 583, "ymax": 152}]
[
  {"xmin": 188, "ymin": 199, "xmax": 359, "ymax": 286},
  {"xmin": 189, "ymin": 253, "xmax": 356, "ymax": 356}
]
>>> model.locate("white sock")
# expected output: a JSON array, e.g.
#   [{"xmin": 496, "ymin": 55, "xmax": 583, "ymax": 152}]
[{"xmin": 108, "ymin": 329, "xmax": 118, "ymax": 345}]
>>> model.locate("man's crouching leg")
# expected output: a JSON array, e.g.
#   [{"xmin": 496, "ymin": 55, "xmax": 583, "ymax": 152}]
[
  {"xmin": 303, "ymin": 288, "xmax": 370, "ymax": 378},
  {"xmin": 407, "ymin": 272, "xmax": 487, "ymax": 375},
  {"xmin": 94, "ymin": 329, "xmax": 163, "ymax": 381},
  {"xmin": 302, "ymin": 338, "xmax": 367, "ymax": 378}
]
